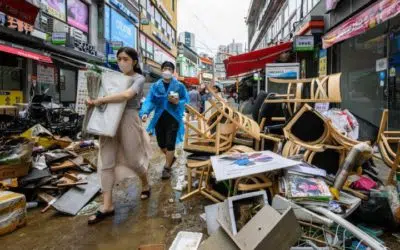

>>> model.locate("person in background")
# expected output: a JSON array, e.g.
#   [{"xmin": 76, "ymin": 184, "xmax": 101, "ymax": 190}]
[
  {"xmin": 140, "ymin": 61, "xmax": 189, "ymax": 180},
  {"xmin": 86, "ymin": 47, "xmax": 152, "ymax": 225},
  {"xmin": 189, "ymin": 86, "xmax": 201, "ymax": 118}
]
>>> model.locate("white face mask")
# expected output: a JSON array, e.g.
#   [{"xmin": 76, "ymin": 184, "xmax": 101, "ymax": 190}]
[
  {"xmin": 118, "ymin": 62, "xmax": 133, "ymax": 74},
  {"xmin": 162, "ymin": 70, "xmax": 172, "ymax": 80}
]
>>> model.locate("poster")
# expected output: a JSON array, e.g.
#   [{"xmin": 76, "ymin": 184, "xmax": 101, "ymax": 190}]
[
  {"xmin": 37, "ymin": 64, "xmax": 55, "ymax": 85},
  {"xmin": 110, "ymin": 9, "xmax": 136, "ymax": 48},
  {"xmin": 41, "ymin": 0, "xmax": 66, "ymax": 21},
  {"xmin": 75, "ymin": 70, "xmax": 88, "ymax": 115},
  {"xmin": 211, "ymin": 151, "xmax": 300, "ymax": 181},
  {"xmin": 265, "ymin": 63, "xmax": 300, "ymax": 92},
  {"xmin": 319, "ymin": 49, "xmax": 327, "ymax": 77},
  {"xmin": 67, "ymin": 0, "xmax": 88, "ymax": 32}
]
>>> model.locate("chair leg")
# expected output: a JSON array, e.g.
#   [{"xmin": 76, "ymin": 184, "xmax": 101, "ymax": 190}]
[{"xmin": 187, "ymin": 167, "xmax": 192, "ymax": 193}]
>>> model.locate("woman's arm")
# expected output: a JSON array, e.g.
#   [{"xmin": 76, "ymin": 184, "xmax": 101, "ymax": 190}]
[{"xmin": 92, "ymin": 88, "xmax": 135, "ymax": 106}]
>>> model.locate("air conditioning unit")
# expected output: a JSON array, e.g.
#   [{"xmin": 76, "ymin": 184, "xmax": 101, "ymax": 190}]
[{"xmin": 53, "ymin": 19, "xmax": 69, "ymax": 33}]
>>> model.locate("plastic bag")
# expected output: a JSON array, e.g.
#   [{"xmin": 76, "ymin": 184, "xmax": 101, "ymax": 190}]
[{"xmin": 323, "ymin": 109, "xmax": 359, "ymax": 140}]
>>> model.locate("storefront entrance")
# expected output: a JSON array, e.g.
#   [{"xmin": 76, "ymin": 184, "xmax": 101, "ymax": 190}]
[{"xmin": 388, "ymin": 15, "xmax": 400, "ymax": 129}]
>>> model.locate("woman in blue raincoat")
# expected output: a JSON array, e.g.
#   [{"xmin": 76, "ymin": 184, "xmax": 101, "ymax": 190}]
[{"xmin": 140, "ymin": 61, "xmax": 189, "ymax": 179}]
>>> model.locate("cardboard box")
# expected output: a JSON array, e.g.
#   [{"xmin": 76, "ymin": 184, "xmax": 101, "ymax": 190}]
[
  {"xmin": 0, "ymin": 162, "xmax": 31, "ymax": 181},
  {"xmin": 218, "ymin": 193, "xmax": 301, "ymax": 250},
  {"xmin": 0, "ymin": 191, "xmax": 27, "ymax": 236}
]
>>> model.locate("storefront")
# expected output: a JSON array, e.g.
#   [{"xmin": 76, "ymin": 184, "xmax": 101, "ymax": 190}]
[
  {"xmin": 103, "ymin": 0, "xmax": 139, "ymax": 70},
  {"xmin": 324, "ymin": 0, "xmax": 400, "ymax": 132}
]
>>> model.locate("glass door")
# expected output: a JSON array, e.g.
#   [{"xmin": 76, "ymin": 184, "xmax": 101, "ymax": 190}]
[{"xmin": 388, "ymin": 16, "xmax": 400, "ymax": 129}]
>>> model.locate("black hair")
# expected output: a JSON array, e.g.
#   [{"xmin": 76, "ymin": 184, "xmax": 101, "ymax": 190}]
[
  {"xmin": 161, "ymin": 61, "xmax": 175, "ymax": 71},
  {"xmin": 116, "ymin": 47, "xmax": 143, "ymax": 74}
]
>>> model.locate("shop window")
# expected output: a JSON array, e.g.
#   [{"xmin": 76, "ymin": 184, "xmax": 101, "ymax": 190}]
[
  {"xmin": 288, "ymin": 0, "xmax": 297, "ymax": 16},
  {"xmin": 148, "ymin": 3, "xmax": 155, "ymax": 22},
  {"xmin": 155, "ymin": 9, "xmax": 161, "ymax": 28},
  {"xmin": 283, "ymin": 5, "xmax": 289, "ymax": 23},
  {"xmin": 307, "ymin": 0, "xmax": 313, "ymax": 13},
  {"xmin": 339, "ymin": 22, "xmax": 388, "ymax": 126}
]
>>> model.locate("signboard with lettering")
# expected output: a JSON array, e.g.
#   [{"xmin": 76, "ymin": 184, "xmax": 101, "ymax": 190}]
[
  {"xmin": 294, "ymin": 36, "xmax": 314, "ymax": 52},
  {"xmin": 0, "ymin": 12, "xmax": 34, "ymax": 35},
  {"xmin": 0, "ymin": 0, "xmax": 39, "ymax": 25},
  {"xmin": 52, "ymin": 32, "xmax": 67, "ymax": 45},
  {"xmin": 37, "ymin": 64, "xmax": 55, "ymax": 85},
  {"xmin": 110, "ymin": 9, "xmax": 137, "ymax": 49},
  {"xmin": 319, "ymin": 49, "xmax": 327, "ymax": 77},
  {"xmin": 265, "ymin": 63, "xmax": 300, "ymax": 92},
  {"xmin": 40, "ymin": 0, "xmax": 66, "ymax": 21}
]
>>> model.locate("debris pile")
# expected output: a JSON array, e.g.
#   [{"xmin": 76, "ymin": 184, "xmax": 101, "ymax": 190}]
[{"xmin": 0, "ymin": 125, "xmax": 99, "ymax": 236}]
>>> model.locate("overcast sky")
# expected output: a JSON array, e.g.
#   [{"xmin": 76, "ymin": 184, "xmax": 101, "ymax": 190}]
[{"xmin": 177, "ymin": 0, "xmax": 251, "ymax": 56}]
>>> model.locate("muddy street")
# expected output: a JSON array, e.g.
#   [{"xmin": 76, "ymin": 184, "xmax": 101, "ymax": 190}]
[{"xmin": 1, "ymin": 140, "xmax": 210, "ymax": 250}]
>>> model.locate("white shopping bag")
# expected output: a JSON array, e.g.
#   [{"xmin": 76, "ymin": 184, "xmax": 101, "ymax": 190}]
[{"xmin": 86, "ymin": 71, "xmax": 131, "ymax": 137}]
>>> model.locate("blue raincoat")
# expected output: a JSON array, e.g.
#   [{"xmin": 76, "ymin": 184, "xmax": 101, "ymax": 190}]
[{"xmin": 139, "ymin": 77, "xmax": 189, "ymax": 144}]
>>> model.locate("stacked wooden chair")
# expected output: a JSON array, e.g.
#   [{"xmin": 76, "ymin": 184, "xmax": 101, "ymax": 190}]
[
  {"xmin": 376, "ymin": 109, "xmax": 400, "ymax": 184},
  {"xmin": 265, "ymin": 73, "xmax": 342, "ymax": 115},
  {"xmin": 282, "ymin": 104, "xmax": 369, "ymax": 175}
]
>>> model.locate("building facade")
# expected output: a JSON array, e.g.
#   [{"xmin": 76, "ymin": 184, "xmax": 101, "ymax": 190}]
[
  {"xmin": 137, "ymin": 0, "xmax": 178, "ymax": 81},
  {"xmin": 0, "ymin": 0, "xmax": 104, "ymax": 106},
  {"xmin": 215, "ymin": 42, "xmax": 243, "ymax": 80},
  {"xmin": 324, "ymin": 0, "xmax": 400, "ymax": 133},
  {"xmin": 199, "ymin": 54, "xmax": 214, "ymax": 85},
  {"xmin": 176, "ymin": 41, "xmax": 199, "ymax": 79},
  {"xmin": 179, "ymin": 31, "xmax": 195, "ymax": 52}
]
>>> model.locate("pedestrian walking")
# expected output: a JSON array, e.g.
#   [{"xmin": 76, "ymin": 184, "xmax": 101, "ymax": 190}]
[
  {"xmin": 140, "ymin": 61, "xmax": 189, "ymax": 180},
  {"xmin": 189, "ymin": 86, "xmax": 201, "ymax": 119},
  {"xmin": 86, "ymin": 47, "xmax": 152, "ymax": 225}
]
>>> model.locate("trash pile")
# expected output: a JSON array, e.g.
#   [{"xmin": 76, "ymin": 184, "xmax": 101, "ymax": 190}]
[
  {"xmin": 0, "ymin": 124, "xmax": 99, "ymax": 236},
  {"xmin": 179, "ymin": 100, "xmax": 398, "ymax": 250}
]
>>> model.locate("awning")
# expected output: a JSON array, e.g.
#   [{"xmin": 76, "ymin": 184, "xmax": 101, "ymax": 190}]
[
  {"xmin": 0, "ymin": 43, "xmax": 52, "ymax": 64},
  {"xmin": 179, "ymin": 77, "xmax": 200, "ymax": 86},
  {"xmin": 323, "ymin": 0, "xmax": 400, "ymax": 49},
  {"xmin": 200, "ymin": 57, "xmax": 213, "ymax": 65},
  {"xmin": 224, "ymin": 42, "xmax": 292, "ymax": 78}
]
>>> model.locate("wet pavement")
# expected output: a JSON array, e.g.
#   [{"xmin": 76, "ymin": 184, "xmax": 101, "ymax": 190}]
[{"xmin": 2, "ymin": 139, "xmax": 211, "ymax": 250}]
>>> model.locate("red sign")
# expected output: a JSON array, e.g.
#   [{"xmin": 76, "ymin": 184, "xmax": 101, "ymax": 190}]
[
  {"xmin": 0, "ymin": 44, "xmax": 53, "ymax": 64},
  {"xmin": 0, "ymin": 0, "xmax": 39, "ymax": 25},
  {"xmin": 323, "ymin": 0, "xmax": 400, "ymax": 49}
]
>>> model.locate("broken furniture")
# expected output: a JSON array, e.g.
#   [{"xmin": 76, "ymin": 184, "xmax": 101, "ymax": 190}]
[
  {"xmin": 377, "ymin": 109, "xmax": 400, "ymax": 171},
  {"xmin": 180, "ymin": 145, "xmax": 254, "ymax": 203},
  {"xmin": 265, "ymin": 73, "xmax": 342, "ymax": 115},
  {"xmin": 232, "ymin": 174, "xmax": 274, "ymax": 197},
  {"xmin": 217, "ymin": 191, "xmax": 302, "ymax": 250}
]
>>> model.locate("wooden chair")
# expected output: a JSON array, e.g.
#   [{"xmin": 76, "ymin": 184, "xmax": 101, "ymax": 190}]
[
  {"xmin": 265, "ymin": 73, "xmax": 342, "ymax": 115},
  {"xmin": 180, "ymin": 145, "xmax": 254, "ymax": 203},
  {"xmin": 377, "ymin": 109, "xmax": 400, "ymax": 170},
  {"xmin": 232, "ymin": 174, "xmax": 274, "ymax": 197},
  {"xmin": 184, "ymin": 102, "xmax": 236, "ymax": 155}
]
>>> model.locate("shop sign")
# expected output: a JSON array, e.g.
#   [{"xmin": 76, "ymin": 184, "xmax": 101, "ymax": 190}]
[
  {"xmin": 202, "ymin": 73, "xmax": 213, "ymax": 80},
  {"xmin": 51, "ymin": 32, "xmax": 67, "ymax": 45},
  {"xmin": 109, "ymin": 0, "xmax": 139, "ymax": 23},
  {"xmin": 74, "ymin": 40, "xmax": 97, "ymax": 56},
  {"xmin": 107, "ymin": 41, "xmax": 123, "ymax": 63},
  {"xmin": 37, "ymin": 64, "xmax": 55, "ymax": 85},
  {"xmin": 40, "ymin": 0, "xmax": 66, "ymax": 21},
  {"xmin": 326, "ymin": 0, "xmax": 341, "ymax": 12},
  {"xmin": 323, "ymin": 0, "xmax": 400, "ymax": 49},
  {"xmin": 294, "ymin": 36, "xmax": 314, "ymax": 52},
  {"xmin": 265, "ymin": 63, "xmax": 300, "ymax": 92},
  {"xmin": 0, "ymin": 0, "xmax": 39, "ymax": 25},
  {"xmin": 319, "ymin": 49, "xmax": 327, "ymax": 77},
  {"xmin": 376, "ymin": 58, "xmax": 388, "ymax": 72},
  {"xmin": 0, "ymin": 12, "xmax": 34, "ymax": 35},
  {"xmin": 0, "ymin": 90, "xmax": 23, "ymax": 105},
  {"xmin": 110, "ymin": 9, "xmax": 137, "ymax": 48}
]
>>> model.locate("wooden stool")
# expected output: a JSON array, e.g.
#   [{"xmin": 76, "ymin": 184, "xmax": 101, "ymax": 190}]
[{"xmin": 179, "ymin": 159, "xmax": 225, "ymax": 203}]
